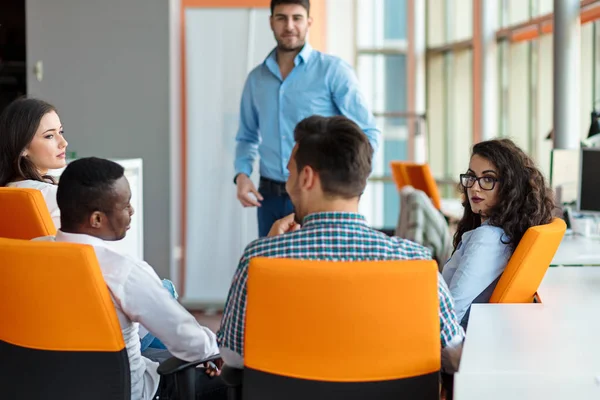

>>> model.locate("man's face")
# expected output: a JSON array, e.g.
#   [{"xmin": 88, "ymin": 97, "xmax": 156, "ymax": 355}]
[
  {"xmin": 270, "ymin": 4, "xmax": 312, "ymax": 52},
  {"xmin": 101, "ymin": 176, "xmax": 135, "ymax": 241}
]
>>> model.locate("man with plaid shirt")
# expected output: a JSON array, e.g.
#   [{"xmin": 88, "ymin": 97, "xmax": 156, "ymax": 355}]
[{"xmin": 217, "ymin": 115, "xmax": 465, "ymax": 374}]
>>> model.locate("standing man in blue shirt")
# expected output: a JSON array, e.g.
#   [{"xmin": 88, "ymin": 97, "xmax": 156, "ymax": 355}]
[{"xmin": 234, "ymin": 0, "xmax": 381, "ymax": 237}]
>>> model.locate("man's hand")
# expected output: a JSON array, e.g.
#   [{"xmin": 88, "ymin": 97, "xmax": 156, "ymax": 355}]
[
  {"xmin": 236, "ymin": 174, "xmax": 264, "ymax": 207},
  {"xmin": 203, "ymin": 358, "xmax": 223, "ymax": 377},
  {"xmin": 268, "ymin": 213, "xmax": 301, "ymax": 237}
]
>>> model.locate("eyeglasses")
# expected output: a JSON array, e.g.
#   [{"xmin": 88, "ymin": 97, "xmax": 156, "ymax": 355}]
[{"xmin": 459, "ymin": 174, "xmax": 500, "ymax": 191}]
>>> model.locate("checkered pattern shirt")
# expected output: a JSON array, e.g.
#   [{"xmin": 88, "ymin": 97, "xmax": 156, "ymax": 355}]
[{"xmin": 217, "ymin": 212, "xmax": 464, "ymax": 358}]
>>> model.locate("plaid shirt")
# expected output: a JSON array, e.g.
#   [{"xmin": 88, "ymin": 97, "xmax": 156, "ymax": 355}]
[{"xmin": 217, "ymin": 212, "xmax": 464, "ymax": 358}]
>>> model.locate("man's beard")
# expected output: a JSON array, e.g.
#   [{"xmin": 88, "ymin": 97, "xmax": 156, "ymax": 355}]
[{"xmin": 276, "ymin": 35, "xmax": 305, "ymax": 52}]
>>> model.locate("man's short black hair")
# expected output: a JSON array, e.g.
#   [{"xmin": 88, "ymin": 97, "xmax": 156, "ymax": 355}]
[
  {"xmin": 56, "ymin": 157, "xmax": 125, "ymax": 229},
  {"xmin": 270, "ymin": 0, "xmax": 310, "ymax": 15},
  {"xmin": 293, "ymin": 115, "xmax": 373, "ymax": 198}
]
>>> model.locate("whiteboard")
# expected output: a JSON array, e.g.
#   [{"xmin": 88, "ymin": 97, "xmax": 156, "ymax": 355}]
[{"xmin": 184, "ymin": 8, "xmax": 274, "ymax": 304}]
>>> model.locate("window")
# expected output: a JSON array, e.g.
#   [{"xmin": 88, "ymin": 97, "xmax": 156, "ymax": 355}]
[{"xmin": 355, "ymin": 0, "xmax": 409, "ymax": 228}]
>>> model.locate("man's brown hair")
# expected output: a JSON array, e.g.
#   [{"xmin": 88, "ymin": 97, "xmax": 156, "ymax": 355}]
[{"xmin": 293, "ymin": 115, "xmax": 373, "ymax": 198}]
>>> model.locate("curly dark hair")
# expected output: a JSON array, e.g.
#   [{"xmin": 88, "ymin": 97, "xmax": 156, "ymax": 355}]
[{"xmin": 453, "ymin": 138, "xmax": 555, "ymax": 251}]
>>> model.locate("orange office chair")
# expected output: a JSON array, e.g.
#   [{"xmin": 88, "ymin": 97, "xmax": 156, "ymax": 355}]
[
  {"xmin": 404, "ymin": 164, "xmax": 442, "ymax": 210},
  {"xmin": 490, "ymin": 218, "xmax": 567, "ymax": 304},
  {"xmin": 0, "ymin": 187, "xmax": 56, "ymax": 239},
  {"xmin": 390, "ymin": 161, "xmax": 415, "ymax": 191},
  {"xmin": 0, "ymin": 238, "xmax": 130, "ymax": 399},
  {"xmin": 0, "ymin": 238, "xmax": 210, "ymax": 400},
  {"xmin": 242, "ymin": 258, "xmax": 441, "ymax": 400}
]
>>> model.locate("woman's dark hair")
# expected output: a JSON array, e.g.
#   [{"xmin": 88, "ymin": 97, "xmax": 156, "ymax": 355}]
[
  {"xmin": 453, "ymin": 138, "xmax": 555, "ymax": 251},
  {"xmin": 0, "ymin": 97, "xmax": 58, "ymax": 186}
]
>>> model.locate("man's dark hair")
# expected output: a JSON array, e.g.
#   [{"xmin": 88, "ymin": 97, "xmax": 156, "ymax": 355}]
[
  {"xmin": 56, "ymin": 157, "xmax": 125, "ymax": 229},
  {"xmin": 293, "ymin": 115, "xmax": 373, "ymax": 198},
  {"xmin": 271, "ymin": 0, "xmax": 310, "ymax": 15}
]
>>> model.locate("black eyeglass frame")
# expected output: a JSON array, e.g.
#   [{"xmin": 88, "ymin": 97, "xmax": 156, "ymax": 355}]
[{"xmin": 459, "ymin": 173, "xmax": 500, "ymax": 191}]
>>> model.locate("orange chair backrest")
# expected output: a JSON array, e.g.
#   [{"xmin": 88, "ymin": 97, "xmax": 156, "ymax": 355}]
[
  {"xmin": 244, "ymin": 258, "xmax": 441, "ymax": 382},
  {"xmin": 490, "ymin": 218, "xmax": 566, "ymax": 303},
  {"xmin": 404, "ymin": 164, "xmax": 441, "ymax": 210},
  {"xmin": 0, "ymin": 188, "xmax": 56, "ymax": 239},
  {"xmin": 0, "ymin": 238, "xmax": 124, "ymax": 352},
  {"xmin": 390, "ymin": 161, "xmax": 415, "ymax": 190}
]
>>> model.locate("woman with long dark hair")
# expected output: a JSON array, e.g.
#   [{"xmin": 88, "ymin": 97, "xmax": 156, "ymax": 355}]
[
  {"xmin": 0, "ymin": 97, "xmax": 68, "ymax": 228},
  {"xmin": 442, "ymin": 138, "xmax": 555, "ymax": 327}
]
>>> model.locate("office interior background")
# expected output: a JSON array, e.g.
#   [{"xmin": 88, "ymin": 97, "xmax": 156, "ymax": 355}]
[{"xmin": 1, "ymin": 0, "xmax": 599, "ymax": 306}]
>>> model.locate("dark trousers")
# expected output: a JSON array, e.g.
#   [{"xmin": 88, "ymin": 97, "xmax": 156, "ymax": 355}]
[{"xmin": 257, "ymin": 177, "xmax": 294, "ymax": 237}]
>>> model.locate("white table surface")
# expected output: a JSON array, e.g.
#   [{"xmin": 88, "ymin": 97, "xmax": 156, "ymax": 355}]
[
  {"xmin": 551, "ymin": 234, "xmax": 600, "ymax": 265},
  {"xmin": 539, "ymin": 266, "xmax": 600, "ymax": 306},
  {"xmin": 455, "ymin": 303, "xmax": 600, "ymax": 399}
]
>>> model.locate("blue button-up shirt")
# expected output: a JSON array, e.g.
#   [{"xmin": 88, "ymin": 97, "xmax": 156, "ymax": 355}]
[
  {"xmin": 234, "ymin": 44, "xmax": 381, "ymax": 182},
  {"xmin": 442, "ymin": 222, "xmax": 513, "ymax": 326}
]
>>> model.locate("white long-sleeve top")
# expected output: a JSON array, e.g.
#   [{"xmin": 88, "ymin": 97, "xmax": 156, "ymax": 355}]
[{"xmin": 51, "ymin": 230, "xmax": 219, "ymax": 400}]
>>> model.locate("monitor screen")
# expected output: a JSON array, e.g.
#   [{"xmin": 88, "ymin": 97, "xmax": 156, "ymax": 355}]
[
  {"xmin": 550, "ymin": 149, "xmax": 580, "ymax": 205},
  {"xmin": 578, "ymin": 148, "xmax": 600, "ymax": 213}
]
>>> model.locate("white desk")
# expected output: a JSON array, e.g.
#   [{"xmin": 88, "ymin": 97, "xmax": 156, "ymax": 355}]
[
  {"xmin": 551, "ymin": 234, "xmax": 600, "ymax": 265},
  {"xmin": 538, "ymin": 267, "xmax": 600, "ymax": 306},
  {"xmin": 455, "ymin": 303, "xmax": 600, "ymax": 400}
]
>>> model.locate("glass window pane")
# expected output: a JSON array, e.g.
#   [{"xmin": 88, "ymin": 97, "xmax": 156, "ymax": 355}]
[
  {"xmin": 536, "ymin": 34, "xmax": 553, "ymax": 178},
  {"xmin": 536, "ymin": 0, "xmax": 553, "ymax": 16},
  {"xmin": 508, "ymin": 41, "xmax": 532, "ymax": 153},
  {"xmin": 595, "ymin": 22, "xmax": 600, "ymax": 104},
  {"xmin": 581, "ymin": 23, "xmax": 595, "ymax": 140},
  {"xmin": 508, "ymin": 0, "xmax": 531, "ymax": 26},
  {"xmin": 451, "ymin": 0, "xmax": 473, "ymax": 42},
  {"xmin": 356, "ymin": 54, "xmax": 407, "ymax": 114},
  {"xmin": 448, "ymin": 50, "xmax": 473, "ymax": 178},
  {"xmin": 356, "ymin": 0, "xmax": 407, "ymax": 48},
  {"xmin": 427, "ymin": 0, "xmax": 446, "ymax": 46},
  {"xmin": 426, "ymin": 54, "xmax": 447, "ymax": 178}
]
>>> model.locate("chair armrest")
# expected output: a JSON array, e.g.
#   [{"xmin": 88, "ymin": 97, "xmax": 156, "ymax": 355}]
[{"xmin": 157, "ymin": 354, "xmax": 221, "ymax": 376}]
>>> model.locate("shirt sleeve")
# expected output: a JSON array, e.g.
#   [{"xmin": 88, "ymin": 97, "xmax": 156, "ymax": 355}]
[
  {"xmin": 437, "ymin": 274, "xmax": 465, "ymax": 373},
  {"xmin": 40, "ymin": 184, "xmax": 61, "ymax": 229},
  {"xmin": 234, "ymin": 74, "xmax": 260, "ymax": 178},
  {"xmin": 217, "ymin": 255, "xmax": 250, "ymax": 364},
  {"xmin": 119, "ymin": 260, "xmax": 219, "ymax": 362},
  {"xmin": 446, "ymin": 228, "xmax": 512, "ymax": 322},
  {"xmin": 329, "ymin": 60, "xmax": 381, "ymax": 154}
]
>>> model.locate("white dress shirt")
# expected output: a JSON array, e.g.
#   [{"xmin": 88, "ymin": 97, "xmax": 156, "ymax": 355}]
[
  {"xmin": 7, "ymin": 180, "xmax": 60, "ymax": 228},
  {"xmin": 50, "ymin": 231, "xmax": 219, "ymax": 400}
]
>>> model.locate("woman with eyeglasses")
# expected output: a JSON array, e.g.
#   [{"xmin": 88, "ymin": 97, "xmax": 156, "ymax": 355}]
[{"xmin": 442, "ymin": 138, "xmax": 555, "ymax": 328}]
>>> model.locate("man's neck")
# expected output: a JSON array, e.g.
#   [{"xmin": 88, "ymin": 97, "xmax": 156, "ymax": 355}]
[
  {"xmin": 60, "ymin": 226, "xmax": 99, "ymax": 239},
  {"xmin": 304, "ymin": 198, "xmax": 360, "ymax": 216},
  {"xmin": 276, "ymin": 46, "xmax": 302, "ymax": 80}
]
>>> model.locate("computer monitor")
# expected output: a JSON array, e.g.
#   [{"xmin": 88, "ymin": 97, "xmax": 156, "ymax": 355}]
[
  {"xmin": 578, "ymin": 148, "xmax": 600, "ymax": 213},
  {"xmin": 550, "ymin": 149, "xmax": 580, "ymax": 205}
]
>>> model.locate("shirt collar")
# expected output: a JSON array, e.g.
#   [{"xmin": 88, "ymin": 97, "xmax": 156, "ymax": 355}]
[
  {"xmin": 302, "ymin": 212, "xmax": 368, "ymax": 229},
  {"xmin": 265, "ymin": 43, "xmax": 314, "ymax": 71},
  {"xmin": 55, "ymin": 230, "xmax": 110, "ymax": 248}
]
